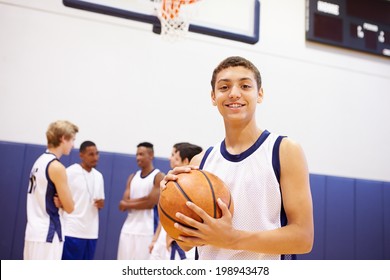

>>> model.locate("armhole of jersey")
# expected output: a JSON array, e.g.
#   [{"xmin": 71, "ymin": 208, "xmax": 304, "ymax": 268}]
[
  {"xmin": 273, "ymin": 136, "xmax": 295, "ymax": 260},
  {"xmin": 152, "ymin": 170, "xmax": 159, "ymax": 185},
  {"xmin": 272, "ymin": 136, "xmax": 285, "ymax": 184},
  {"xmin": 45, "ymin": 158, "xmax": 59, "ymax": 183},
  {"xmin": 199, "ymin": 146, "xmax": 213, "ymax": 170}
]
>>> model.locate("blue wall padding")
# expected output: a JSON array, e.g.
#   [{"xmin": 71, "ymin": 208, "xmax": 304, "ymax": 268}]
[
  {"xmin": 0, "ymin": 142, "xmax": 26, "ymax": 259},
  {"xmin": 298, "ymin": 174, "xmax": 326, "ymax": 260},
  {"xmin": 0, "ymin": 141, "xmax": 389, "ymax": 260},
  {"xmin": 103, "ymin": 153, "xmax": 134, "ymax": 260},
  {"xmin": 324, "ymin": 176, "xmax": 355, "ymax": 259},
  {"xmin": 355, "ymin": 180, "xmax": 384, "ymax": 259},
  {"xmin": 384, "ymin": 182, "xmax": 390, "ymax": 259},
  {"xmin": 91, "ymin": 151, "xmax": 114, "ymax": 260}
]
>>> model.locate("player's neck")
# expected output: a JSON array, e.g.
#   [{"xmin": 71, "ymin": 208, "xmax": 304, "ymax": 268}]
[
  {"xmin": 224, "ymin": 122, "xmax": 262, "ymax": 154},
  {"xmin": 80, "ymin": 163, "xmax": 92, "ymax": 172},
  {"xmin": 47, "ymin": 147, "xmax": 62, "ymax": 159},
  {"xmin": 141, "ymin": 165, "xmax": 154, "ymax": 177}
]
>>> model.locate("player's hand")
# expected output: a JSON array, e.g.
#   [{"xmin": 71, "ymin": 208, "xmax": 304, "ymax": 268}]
[
  {"xmin": 148, "ymin": 241, "xmax": 156, "ymax": 254},
  {"xmin": 166, "ymin": 235, "xmax": 174, "ymax": 250},
  {"xmin": 53, "ymin": 194, "xmax": 63, "ymax": 209},
  {"xmin": 174, "ymin": 198, "xmax": 237, "ymax": 249},
  {"xmin": 94, "ymin": 198, "xmax": 105, "ymax": 209},
  {"xmin": 160, "ymin": 165, "xmax": 199, "ymax": 191}
]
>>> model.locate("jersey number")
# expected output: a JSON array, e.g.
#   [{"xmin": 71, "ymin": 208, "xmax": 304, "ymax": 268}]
[{"xmin": 28, "ymin": 170, "xmax": 37, "ymax": 194}]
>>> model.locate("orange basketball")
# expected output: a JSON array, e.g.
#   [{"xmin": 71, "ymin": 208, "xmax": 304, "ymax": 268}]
[{"xmin": 158, "ymin": 169, "xmax": 234, "ymax": 241}]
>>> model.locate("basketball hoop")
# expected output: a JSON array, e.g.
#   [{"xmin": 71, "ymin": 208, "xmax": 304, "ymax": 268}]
[{"xmin": 153, "ymin": 0, "xmax": 200, "ymax": 40}]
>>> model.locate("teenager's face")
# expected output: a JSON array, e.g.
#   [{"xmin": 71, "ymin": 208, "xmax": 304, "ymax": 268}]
[
  {"xmin": 169, "ymin": 148, "xmax": 185, "ymax": 169},
  {"xmin": 211, "ymin": 66, "xmax": 263, "ymax": 123}
]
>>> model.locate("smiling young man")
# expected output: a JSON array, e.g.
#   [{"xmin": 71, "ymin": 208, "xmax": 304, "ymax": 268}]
[{"xmin": 161, "ymin": 56, "xmax": 314, "ymax": 260}]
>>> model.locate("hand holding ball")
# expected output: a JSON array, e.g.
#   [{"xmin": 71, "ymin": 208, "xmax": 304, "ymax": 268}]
[{"xmin": 158, "ymin": 169, "xmax": 234, "ymax": 240}]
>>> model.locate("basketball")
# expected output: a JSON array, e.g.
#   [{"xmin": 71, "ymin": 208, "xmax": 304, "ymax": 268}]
[{"xmin": 158, "ymin": 169, "xmax": 234, "ymax": 241}]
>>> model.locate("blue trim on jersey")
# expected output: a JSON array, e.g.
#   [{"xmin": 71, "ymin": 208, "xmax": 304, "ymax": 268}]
[
  {"xmin": 271, "ymin": 136, "xmax": 296, "ymax": 261},
  {"xmin": 220, "ymin": 130, "xmax": 270, "ymax": 162},
  {"xmin": 272, "ymin": 136, "xmax": 285, "ymax": 184},
  {"xmin": 142, "ymin": 168, "xmax": 156, "ymax": 179},
  {"xmin": 153, "ymin": 205, "xmax": 159, "ymax": 233},
  {"xmin": 199, "ymin": 146, "xmax": 213, "ymax": 170},
  {"xmin": 170, "ymin": 241, "xmax": 187, "ymax": 260},
  {"xmin": 271, "ymin": 135, "xmax": 288, "ymax": 229},
  {"xmin": 45, "ymin": 158, "xmax": 63, "ymax": 242}
]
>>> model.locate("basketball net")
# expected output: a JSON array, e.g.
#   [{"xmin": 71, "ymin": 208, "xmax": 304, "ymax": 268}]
[{"xmin": 153, "ymin": 0, "xmax": 199, "ymax": 40}]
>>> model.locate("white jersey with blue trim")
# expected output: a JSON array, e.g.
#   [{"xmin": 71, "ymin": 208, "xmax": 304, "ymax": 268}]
[
  {"xmin": 198, "ymin": 130, "xmax": 291, "ymax": 260},
  {"xmin": 25, "ymin": 152, "xmax": 63, "ymax": 243},
  {"xmin": 120, "ymin": 169, "xmax": 160, "ymax": 235}
]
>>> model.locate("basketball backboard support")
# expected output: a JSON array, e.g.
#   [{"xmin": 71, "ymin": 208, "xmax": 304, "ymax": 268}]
[{"xmin": 62, "ymin": 0, "xmax": 260, "ymax": 44}]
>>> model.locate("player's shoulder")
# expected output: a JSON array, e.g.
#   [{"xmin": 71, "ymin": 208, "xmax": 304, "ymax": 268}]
[
  {"xmin": 155, "ymin": 169, "xmax": 165, "ymax": 181},
  {"xmin": 66, "ymin": 163, "xmax": 79, "ymax": 171},
  {"xmin": 190, "ymin": 150, "xmax": 206, "ymax": 166},
  {"xmin": 47, "ymin": 159, "xmax": 67, "ymax": 180},
  {"xmin": 49, "ymin": 158, "xmax": 65, "ymax": 170},
  {"xmin": 127, "ymin": 172, "xmax": 136, "ymax": 182},
  {"xmin": 279, "ymin": 137, "xmax": 306, "ymax": 163},
  {"xmin": 280, "ymin": 137, "xmax": 303, "ymax": 151}
]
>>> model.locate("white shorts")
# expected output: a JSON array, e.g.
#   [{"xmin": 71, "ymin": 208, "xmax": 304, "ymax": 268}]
[
  {"xmin": 117, "ymin": 232, "xmax": 152, "ymax": 260},
  {"xmin": 23, "ymin": 234, "xmax": 63, "ymax": 260},
  {"xmin": 185, "ymin": 247, "xmax": 196, "ymax": 260},
  {"xmin": 149, "ymin": 229, "xmax": 170, "ymax": 260}
]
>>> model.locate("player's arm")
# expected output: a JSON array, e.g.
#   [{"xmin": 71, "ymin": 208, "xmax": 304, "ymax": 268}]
[
  {"xmin": 189, "ymin": 152, "xmax": 203, "ymax": 166},
  {"xmin": 175, "ymin": 139, "xmax": 314, "ymax": 254},
  {"xmin": 118, "ymin": 173, "xmax": 134, "ymax": 211},
  {"xmin": 149, "ymin": 222, "xmax": 162, "ymax": 253},
  {"xmin": 48, "ymin": 161, "xmax": 74, "ymax": 214},
  {"xmin": 274, "ymin": 138, "xmax": 314, "ymax": 252},
  {"xmin": 94, "ymin": 199, "xmax": 105, "ymax": 209},
  {"xmin": 94, "ymin": 175, "xmax": 105, "ymax": 209},
  {"xmin": 119, "ymin": 172, "xmax": 164, "ymax": 211}
]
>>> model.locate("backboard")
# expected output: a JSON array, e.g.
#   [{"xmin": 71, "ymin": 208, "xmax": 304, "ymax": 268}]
[{"xmin": 63, "ymin": 0, "xmax": 260, "ymax": 44}]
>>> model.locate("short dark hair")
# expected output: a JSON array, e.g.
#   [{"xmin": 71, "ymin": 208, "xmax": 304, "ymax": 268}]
[
  {"xmin": 79, "ymin": 140, "xmax": 96, "ymax": 153},
  {"xmin": 137, "ymin": 142, "xmax": 154, "ymax": 152},
  {"xmin": 174, "ymin": 143, "xmax": 203, "ymax": 162},
  {"xmin": 211, "ymin": 56, "xmax": 262, "ymax": 91},
  {"xmin": 173, "ymin": 142, "xmax": 190, "ymax": 150}
]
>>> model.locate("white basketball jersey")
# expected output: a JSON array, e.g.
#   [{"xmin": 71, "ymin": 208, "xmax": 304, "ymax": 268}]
[
  {"xmin": 198, "ymin": 130, "xmax": 292, "ymax": 260},
  {"xmin": 63, "ymin": 164, "xmax": 105, "ymax": 239},
  {"xmin": 25, "ymin": 152, "xmax": 63, "ymax": 243},
  {"xmin": 120, "ymin": 169, "xmax": 160, "ymax": 235}
]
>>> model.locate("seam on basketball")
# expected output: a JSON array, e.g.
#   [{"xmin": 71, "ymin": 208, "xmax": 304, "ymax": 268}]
[
  {"xmin": 158, "ymin": 203, "xmax": 196, "ymax": 230},
  {"xmin": 198, "ymin": 170, "xmax": 217, "ymax": 218},
  {"xmin": 173, "ymin": 181, "xmax": 193, "ymax": 202}
]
